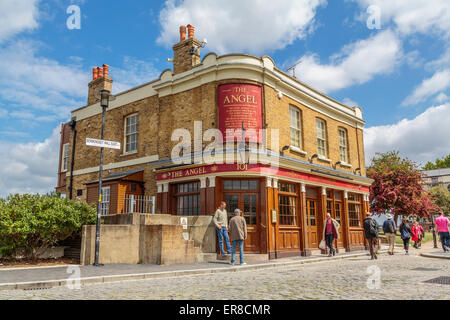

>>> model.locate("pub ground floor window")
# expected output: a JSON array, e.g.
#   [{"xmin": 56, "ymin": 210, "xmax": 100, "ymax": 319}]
[
  {"xmin": 348, "ymin": 193, "xmax": 362, "ymax": 227},
  {"xmin": 278, "ymin": 182, "xmax": 297, "ymax": 226},
  {"xmin": 174, "ymin": 181, "xmax": 200, "ymax": 216}
]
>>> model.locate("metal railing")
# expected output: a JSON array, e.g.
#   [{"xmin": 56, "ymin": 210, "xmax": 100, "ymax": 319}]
[{"xmin": 122, "ymin": 194, "xmax": 155, "ymax": 214}]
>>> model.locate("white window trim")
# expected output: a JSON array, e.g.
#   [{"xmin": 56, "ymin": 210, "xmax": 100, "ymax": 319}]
[
  {"xmin": 316, "ymin": 118, "xmax": 328, "ymax": 158},
  {"xmin": 100, "ymin": 186, "xmax": 110, "ymax": 215},
  {"xmin": 340, "ymin": 162, "xmax": 352, "ymax": 168},
  {"xmin": 289, "ymin": 146, "xmax": 307, "ymax": 155},
  {"xmin": 338, "ymin": 127, "xmax": 349, "ymax": 163},
  {"xmin": 289, "ymin": 106, "xmax": 302, "ymax": 150},
  {"xmin": 61, "ymin": 143, "xmax": 70, "ymax": 172},
  {"xmin": 123, "ymin": 113, "xmax": 138, "ymax": 155}
]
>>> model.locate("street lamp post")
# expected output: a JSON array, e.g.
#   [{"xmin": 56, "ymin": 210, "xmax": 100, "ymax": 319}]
[{"xmin": 93, "ymin": 89, "xmax": 111, "ymax": 266}]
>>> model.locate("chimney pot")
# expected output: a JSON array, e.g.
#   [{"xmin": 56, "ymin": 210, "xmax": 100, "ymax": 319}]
[
  {"xmin": 93, "ymin": 67, "xmax": 98, "ymax": 80},
  {"xmin": 97, "ymin": 67, "xmax": 103, "ymax": 79},
  {"xmin": 102, "ymin": 64, "xmax": 110, "ymax": 78},
  {"xmin": 179, "ymin": 26, "xmax": 186, "ymax": 42},
  {"xmin": 187, "ymin": 24, "xmax": 195, "ymax": 39}
]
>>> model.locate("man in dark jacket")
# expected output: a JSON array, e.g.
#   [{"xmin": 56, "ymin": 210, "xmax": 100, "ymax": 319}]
[{"xmin": 363, "ymin": 212, "xmax": 379, "ymax": 260}]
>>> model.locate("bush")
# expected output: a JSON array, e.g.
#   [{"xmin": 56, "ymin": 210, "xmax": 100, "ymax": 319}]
[{"xmin": 0, "ymin": 193, "xmax": 96, "ymax": 260}]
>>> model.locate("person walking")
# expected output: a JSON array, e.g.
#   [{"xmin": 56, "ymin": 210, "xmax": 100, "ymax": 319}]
[
  {"xmin": 382, "ymin": 214, "xmax": 396, "ymax": 255},
  {"xmin": 213, "ymin": 201, "xmax": 231, "ymax": 256},
  {"xmin": 363, "ymin": 212, "xmax": 379, "ymax": 260},
  {"xmin": 434, "ymin": 211, "xmax": 450, "ymax": 252},
  {"xmin": 399, "ymin": 219, "xmax": 412, "ymax": 255},
  {"xmin": 322, "ymin": 213, "xmax": 340, "ymax": 257},
  {"xmin": 411, "ymin": 221, "xmax": 425, "ymax": 249},
  {"xmin": 228, "ymin": 208, "xmax": 247, "ymax": 266}
]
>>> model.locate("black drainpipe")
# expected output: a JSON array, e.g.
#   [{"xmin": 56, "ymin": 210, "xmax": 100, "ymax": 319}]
[{"xmin": 68, "ymin": 117, "xmax": 77, "ymax": 200}]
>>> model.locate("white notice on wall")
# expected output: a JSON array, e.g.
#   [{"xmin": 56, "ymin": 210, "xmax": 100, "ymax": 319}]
[{"xmin": 180, "ymin": 217, "xmax": 188, "ymax": 229}]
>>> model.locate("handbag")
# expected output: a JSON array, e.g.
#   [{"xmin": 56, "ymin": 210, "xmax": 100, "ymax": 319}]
[{"xmin": 319, "ymin": 239, "xmax": 326, "ymax": 250}]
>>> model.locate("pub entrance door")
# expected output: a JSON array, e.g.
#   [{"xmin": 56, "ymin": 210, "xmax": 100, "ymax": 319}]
[
  {"xmin": 306, "ymin": 199, "xmax": 319, "ymax": 248},
  {"xmin": 224, "ymin": 192, "xmax": 260, "ymax": 253}
]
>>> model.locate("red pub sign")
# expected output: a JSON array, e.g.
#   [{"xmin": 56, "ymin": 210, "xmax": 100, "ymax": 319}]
[{"xmin": 218, "ymin": 83, "xmax": 263, "ymax": 142}]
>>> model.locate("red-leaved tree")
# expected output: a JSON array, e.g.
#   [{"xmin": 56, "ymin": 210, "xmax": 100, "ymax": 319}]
[{"xmin": 367, "ymin": 151, "xmax": 440, "ymax": 223}]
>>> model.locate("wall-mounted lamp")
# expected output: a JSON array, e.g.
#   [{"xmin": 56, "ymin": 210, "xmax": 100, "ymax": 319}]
[
  {"xmin": 353, "ymin": 167, "xmax": 361, "ymax": 175},
  {"xmin": 333, "ymin": 161, "xmax": 342, "ymax": 169},
  {"xmin": 189, "ymin": 38, "xmax": 207, "ymax": 56},
  {"xmin": 309, "ymin": 154, "xmax": 318, "ymax": 163},
  {"xmin": 280, "ymin": 145, "xmax": 289, "ymax": 156}
]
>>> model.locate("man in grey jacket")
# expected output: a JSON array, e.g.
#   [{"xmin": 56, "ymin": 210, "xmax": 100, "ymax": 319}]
[
  {"xmin": 229, "ymin": 208, "xmax": 247, "ymax": 265},
  {"xmin": 213, "ymin": 201, "xmax": 231, "ymax": 256}
]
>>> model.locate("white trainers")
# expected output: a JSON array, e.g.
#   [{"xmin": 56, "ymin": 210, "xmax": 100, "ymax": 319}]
[
  {"xmin": 240, "ymin": 262, "xmax": 247, "ymax": 265},
  {"xmin": 230, "ymin": 261, "xmax": 235, "ymax": 266}
]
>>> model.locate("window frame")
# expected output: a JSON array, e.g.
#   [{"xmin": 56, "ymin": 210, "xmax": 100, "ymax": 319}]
[
  {"xmin": 289, "ymin": 106, "xmax": 302, "ymax": 149},
  {"xmin": 278, "ymin": 182, "xmax": 298, "ymax": 226},
  {"xmin": 338, "ymin": 127, "xmax": 349, "ymax": 163},
  {"xmin": 100, "ymin": 186, "xmax": 110, "ymax": 216},
  {"xmin": 316, "ymin": 118, "xmax": 328, "ymax": 158},
  {"xmin": 61, "ymin": 143, "xmax": 70, "ymax": 172},
  {"xmin": 124, "ymin": 113, "xmax": 139, "ymax": 154},
  {"xmin": 173, "ymin": 181, "xmax": 200, "ymax": 216},
  {"xmin": 348, "ymin": 192, "xmax": 362, "ymax": 228}
]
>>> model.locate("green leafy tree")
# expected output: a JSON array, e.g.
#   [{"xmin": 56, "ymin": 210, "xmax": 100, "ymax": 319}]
[
  {"xmin": 430, "ymin": 186, "xmax": 450, "ymax": 217},
  {"xmin": 0, "ymin": 194, "xmax": 96, "ymax": 260},
  {"xmin": 423, "ymin": 154, "xmax": 450, "ymax": 170},
  {"xmin": 367, "ymin": 151, "xmax": 440, "ymax": 223}
]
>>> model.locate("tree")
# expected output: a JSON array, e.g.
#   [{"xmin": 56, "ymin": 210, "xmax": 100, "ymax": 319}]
[
  {"xmin": 367, "ymin": 151, "xmax": 440, "ymax": 223},
  {"xmin": 0, "ymin": 193, "xmax": 96, "ymax": 260},
  {"xmin": 430, "ymin": 186, "xmax": 450, "ymax": 216},
  {"xmin": 423, "ymin": 154, "xmax": 450, "ymax": 170}
]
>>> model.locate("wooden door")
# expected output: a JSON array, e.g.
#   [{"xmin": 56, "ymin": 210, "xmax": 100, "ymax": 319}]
[
  {"xmin": 224, "ymin": 193, "xmax": 260, "ymax": 253},
  {"xmin": 334, "ymin": 202, "xmax": 345, "ymax": 248},
  {"xmin": 306, "ymin": 199, "xmax": 318, "ymax": 248}
]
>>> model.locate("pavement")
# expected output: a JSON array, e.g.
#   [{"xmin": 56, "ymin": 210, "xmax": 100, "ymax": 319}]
[
  {"xmin": 0, "ymin": 242, "xmax": 448, "ymax": 300},
  {"xmin": 0, "ymin": 247, "xmax": 388, "ymax": 291},
  {"xmin": 0, "ymin": 240, "xmax": 447, "ymax": 294}
]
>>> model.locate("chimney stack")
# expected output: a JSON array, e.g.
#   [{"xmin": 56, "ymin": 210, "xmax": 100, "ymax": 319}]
[
  {"xmin": 180, "ymin": 26, "xmax": 186, "ymax": 42},
  {"xmin": 87, "ymin": 64, "xmax": 113, "ymax": 105},
  {"xmin": 172, "ymin": 24, "xmax": 202, "ymax": 74}
]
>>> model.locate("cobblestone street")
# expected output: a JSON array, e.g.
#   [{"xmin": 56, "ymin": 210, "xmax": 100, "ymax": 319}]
[{"xmin": 0, "ymin": 248, "xmax": 448, "ymax": 300}]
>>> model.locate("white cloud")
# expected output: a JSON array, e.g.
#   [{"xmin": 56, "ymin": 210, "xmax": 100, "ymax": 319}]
[
  {"xmin": 364, "ymin": 104, "xmax": 450, "ymax": 166},
  {"xmin": 342, "ymin": 98, "xmax": 358, "ymax": 107},
  {"xmin": 354, "ymin": 0, "xmax": 450, "ymax": 38},
  {"xmin": 294, "ymin": 29, "xmax": 402, "ymax": 93},
  {"xmin": 402, "ymin": 68, "xmax": 450, "ymax": 106},
  {"xmin": 0, "ymin": 125, "xmax": 60, "ymax": 197},
  {"xmin": 157, "ymin": 0, "xmax": 326, "ymax": 54},
  {"xmin": 0, "ymin": 0, "xmax": 40, "ymax": 44},
  {"xmin": 0, "ymin": 40, "xmax": 89, "ymax": 120},
  {"xmin": 435, "ymin": 93, "xmax": 449, "ymax": 103}
]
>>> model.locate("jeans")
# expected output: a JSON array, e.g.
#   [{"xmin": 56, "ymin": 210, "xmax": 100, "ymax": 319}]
[
  {"xmin": 438, "ymin": 232, "xmax": 450, "ymax": 251},
  {"xmin": 325, "ymin": 234, "xmax": 334, "ymax": 253},
  {"xmin": 402, "ymin": 238, "xmax": 410, "ymax": 252},
  {"xmin": 216, "ymin": 227, "xmax": 231, "ymax": 255},
  {"xmin": 231, "ymin": 240, "xmax": 244, "ymax": 264}
]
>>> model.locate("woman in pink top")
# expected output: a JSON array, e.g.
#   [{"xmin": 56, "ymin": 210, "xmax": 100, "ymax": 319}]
[{"xmin": 434, "ymin": 211, "xmax": 449, "ymax": 252}]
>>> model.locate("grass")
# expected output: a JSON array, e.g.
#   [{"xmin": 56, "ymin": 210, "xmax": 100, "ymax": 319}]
[{"xmin": 379, "ymin": 231, "xmax": 434, "ymax": 245}]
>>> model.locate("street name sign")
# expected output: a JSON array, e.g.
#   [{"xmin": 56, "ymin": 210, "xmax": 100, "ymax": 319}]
[{"xmin": 86, "ymin": 138, "xmax": 121, "ymax": 150}]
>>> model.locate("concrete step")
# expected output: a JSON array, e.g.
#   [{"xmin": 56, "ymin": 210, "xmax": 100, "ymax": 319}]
[
  {"xmin": 216, "ymin": 253, "xmax": 269, "ymax": 263},
  {"xmin": 196, "ymin": 253, "xmax": 218, "ymax": 263}
]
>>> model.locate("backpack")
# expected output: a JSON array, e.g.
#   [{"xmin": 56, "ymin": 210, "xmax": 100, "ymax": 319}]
[
  {"xmin": 388, "ymin": 220, "xmax": 395, "ymax": 233},
  {"xmin": 401, "ymin": 226, "xmax": 410, "ymax": 240},
  {"xmin": 369, "ymin": 220, "xmax": 378, "ymax": 236}
]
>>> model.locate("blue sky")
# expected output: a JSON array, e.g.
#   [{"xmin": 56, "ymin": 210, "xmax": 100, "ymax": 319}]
[{"xmin": 0, "ymin": 0, "xmax": 449, "ymax": 196}]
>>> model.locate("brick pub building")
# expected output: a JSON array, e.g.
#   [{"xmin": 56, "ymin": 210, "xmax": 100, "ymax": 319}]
[{"xmin": 56, "ymin": 25, "xmax": 373, "ymax": 258}]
